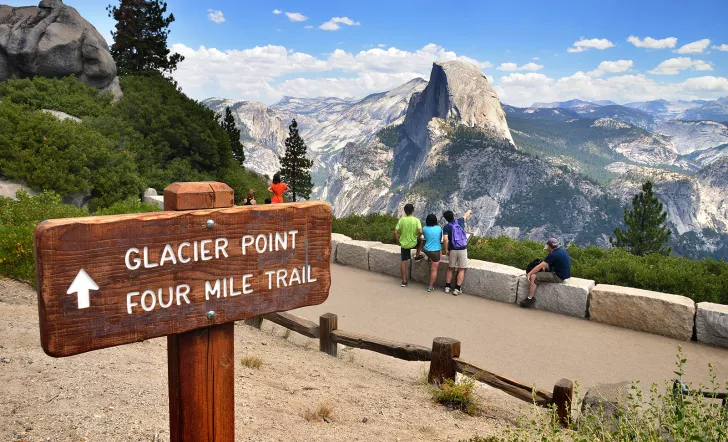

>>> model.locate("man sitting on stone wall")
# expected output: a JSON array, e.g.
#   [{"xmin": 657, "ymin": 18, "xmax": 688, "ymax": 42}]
[{"xmin": 520, "ymin": 238, "xmax": 571, "ymax": 308}]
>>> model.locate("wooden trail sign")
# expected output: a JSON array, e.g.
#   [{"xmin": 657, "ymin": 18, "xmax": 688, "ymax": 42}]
[{"xmin": 34, "ymin": 183, "xmax": 332, "ymax": 357}]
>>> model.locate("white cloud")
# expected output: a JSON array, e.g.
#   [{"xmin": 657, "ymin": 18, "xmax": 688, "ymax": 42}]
[
  {"xmin": 272, "ymin": 9, "xmax": 282, "ymax": 14},
  {"xmin": 567, "ymin": 38, "xmax": 615, "ymax": 53},
  {"xmin": 285, "ymin": 12, "xmax": 308, "ymax": 22},
  {"xmin": 320, "ymin": 16, "xmax": 360, "ymax": 31},
  {"xmin": 532, "ymin": 57, "xmax": 540, "ymax": 60},
  {"xmin": 712, "ymin": 44, "xmax": 728, "ymax": 52},
  {"xmin": 627, "ymin": 36, "xmax": 677, "ymax": 49},
  {"xmin": 495, "ymin": 71, "xmax": 728, "ymax": 107},
  {"xmin": 587, "ymin": 60, "xmax": 633, "ymax": 77},
  {"xmin": 648, "ymin": 57, "xmax": 712, "ymax": 75},
  {"xmin": 378, "ymin": 44, "xmax": 386, "ymax": 48},
  {"xmin": 676, "ymin": 39, "xmax": 710, "ymax": 54},
  {"xmin": 304, "ymin": 25, "xmax": 314, "ymax": 30},
  {"xmin": 170, "ymin": 43, "xmax": 491, "ymax": 102},
  {"xmin": 207, "ymin": 9, "xmax": 225, "ymax": 24},
  {"xmin": 497, "ymin": 62, "xmax": 543, "ymax": 71}
]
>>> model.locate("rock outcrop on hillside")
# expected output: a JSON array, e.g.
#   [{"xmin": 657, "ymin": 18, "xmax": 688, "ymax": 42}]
[
  {"xmin": 0, "ymin": 0, "xmax": 121, "ymax": 99},
  {"xmin": 403, "ymin": 61, "xmax": 513, "ymax": 150}
]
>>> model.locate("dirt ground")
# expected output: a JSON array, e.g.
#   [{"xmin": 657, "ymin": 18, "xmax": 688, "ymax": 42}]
[{"xmin": 0, "ymin": 277, "xmax": 531, "ymax": 441}]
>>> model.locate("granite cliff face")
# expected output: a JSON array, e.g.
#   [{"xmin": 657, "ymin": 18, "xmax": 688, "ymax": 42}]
[
  {"xmin": 0, "ymin": 0, "xmax": 122, "ymax": 98},
  {"xmin": 204, "ymin": 61, "xmax": 728, "ymax": 257}
]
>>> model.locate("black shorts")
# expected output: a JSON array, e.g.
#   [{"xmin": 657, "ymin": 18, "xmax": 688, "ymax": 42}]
[
  {"xmin": 400, "ymin": 238, "xmax": 422, "ymax": 261},
  {"xmin": 424, "ymin": 250, "xmax": 441, "ymax": 263}
]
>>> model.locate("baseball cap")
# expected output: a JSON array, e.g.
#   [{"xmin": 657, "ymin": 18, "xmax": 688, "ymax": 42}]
[{"xmin": 545, "ymin": 238, "xmax": 559, "ymax": 249}]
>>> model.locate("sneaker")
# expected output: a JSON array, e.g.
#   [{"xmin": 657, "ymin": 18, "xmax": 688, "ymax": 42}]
[
  {"xmin": 414, "ymin": 254, "xmax": 425, "ymax": 262},
  {"xmin": 453, "ymin": 289, "xmax": 461, "ymax": 296},
  {"xmin": 519, "ymin": 297, "xmax": 536, "ymax": 308},
  {"xmin": 427, "ymin": 286, "xmax": 435, "ymax": 292},
  {"xmin": 444, "ymin": 287, "xmax": 451, "ymax": 294},
  {"xmin": 401, "ymin": 281, "xmax": 408, "ymax": 287}
]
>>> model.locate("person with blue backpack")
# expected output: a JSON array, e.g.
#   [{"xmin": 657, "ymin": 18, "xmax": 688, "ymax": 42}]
[{"xmin": 442, "ymin": 209, "xmax": 472, "ymax": 296}]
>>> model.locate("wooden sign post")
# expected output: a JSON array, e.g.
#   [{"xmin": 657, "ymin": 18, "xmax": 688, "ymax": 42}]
[{"xmin": 34, "ymin": 182, "xmax": 332, "ymax": 441}]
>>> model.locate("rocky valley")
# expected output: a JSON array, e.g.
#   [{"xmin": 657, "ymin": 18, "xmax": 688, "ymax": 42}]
[{"xmin": 204, "ymin": 61, "xmax": 728, "ymax": 259}]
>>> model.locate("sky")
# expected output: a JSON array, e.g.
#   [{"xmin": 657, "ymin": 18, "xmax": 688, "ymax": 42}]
[{"xmin": 7, "ymin": 0, "xmax": 728, "ymax": 106}]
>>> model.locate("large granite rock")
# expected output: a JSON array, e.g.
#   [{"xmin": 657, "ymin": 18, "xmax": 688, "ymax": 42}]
[
  {"xmin": 516, "ymin": 276, "xmax": 594, "ymax": 318},
  {"xmin": 335, "ymin": 239, "xmax": 377, "ymax": 270},
  {"xmin": 462, "ymin": 260, "xmax": 522, "ymax": 303},
  {"xmin": 142, "ymin": 188, "xmax": 164, "ymax": 210},
  {"xmin": 581, "ymin": 381, "xmax": 632, "ymax": 430},
  {"xmin": 368, "ymin": 243, "xmax": 411, "ymax": 279},
  {"xmin": 0, "ymin": 177, "xmax": 35, "ymax": 199},
  {"xmin": 589, "ymin": 285, "xmax": 695, "ymax": 341},
  {"xmin": 695, "ymin": 302, "xmax": 728, "ymax": 348},
  {"xmin": 0, "ymin": 0, "xmax": 122, "ymax": 99},
  {"xmin": 330, "ymin": 233, "xmax": 352, "ymax": 264},
  {"xmin": 411, "ymin": 255, "xmax": 450, "ymax": 287}
]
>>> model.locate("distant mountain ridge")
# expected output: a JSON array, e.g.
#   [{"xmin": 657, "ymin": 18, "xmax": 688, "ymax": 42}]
[{"xmin": 203, "ymin": 64, "xmax": 728, "ymax": 258}]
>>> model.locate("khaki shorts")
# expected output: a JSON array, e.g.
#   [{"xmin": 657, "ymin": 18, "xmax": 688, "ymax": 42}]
[
  {"xmin": 534, "ymin": 272, "xmax": 564, "ymax": 284},
  {"xmin": 448, "ymin": 249, "xmax": 468, "ymax": 269}
]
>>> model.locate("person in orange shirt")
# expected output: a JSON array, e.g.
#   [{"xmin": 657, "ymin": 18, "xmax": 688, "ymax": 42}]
[{"xmin": 268, "ymin": 173, "xmax": 289, "ymax": 204}]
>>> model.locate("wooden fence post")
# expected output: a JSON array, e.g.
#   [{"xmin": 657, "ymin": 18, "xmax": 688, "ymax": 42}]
[
  {"xmin": 553, "ymin": 378, "xmax": 573, "ymax": 428},
  {"xmin": 320, "ymin": 313, "xmax": 338, "ymax": 356},
  {"xmin": 165, "ymin": 182, "xmax": 235, "ymax": 442},
  {"xmin": 428, "ymin": 337, "xmax": 460, "ymax": 384}
]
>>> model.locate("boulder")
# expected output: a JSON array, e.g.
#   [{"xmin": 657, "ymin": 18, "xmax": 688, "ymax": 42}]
[
  {"xmin": 516, "ymin": 276, "xmax": 594, "ymax": 318},
  {"xmin": 142, "ymin": 188, "xmax": 164, "ymax": 210},
  {"xmin": 369, "ymin": 243, "xmax": 410, "ymax": 279},
  {"xmin": 0, "ymin": 1, "xmax": 122, "ymax": 100},
  {"xmin": 581, "ymin": 381, "xmax": 632, "ymax": 430},
  {"xmin": 0, "ymin": 177, "xmax": 36, "ymax": 199},
  {"xmin": 461, "ymin": 260, "xmax": 522, "ymax": 303},
  {"xmin": 330, "ymin": 233, "xmax": 352, "ymax": 264},
  {"xmin": 41, "ymin": 109, "xmax": 81, "ymax": 123},
  {"xmin": 695, "ymin": 302, "xmax": 728, "ymax": 348},
  {"xmin": 411, "ymin": 256, "xmax": 450, "ymax": 287},
  {"xmin": 336, "ymin": 240, "xmax": 377, "ymax": 270},
  {"xmin": 589, "ymin": 285, "xmax": 695, "ymax": 341}
]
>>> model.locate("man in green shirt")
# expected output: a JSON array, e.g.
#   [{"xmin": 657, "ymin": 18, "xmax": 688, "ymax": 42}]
[{"xmin": 394, "ymin": 203, "xmax": 424, "ymax": 287}]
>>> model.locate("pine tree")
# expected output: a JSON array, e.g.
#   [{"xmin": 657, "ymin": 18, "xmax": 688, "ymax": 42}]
[
  {"xmin": 106, "ymin": 0, "xmax": 184, "ymax": 75},
  {"xmin": 610, "ymin": 181, "xmax": 672, "ymax": 256},
  {"xmin": 278, "ymin": 119, "xmax": 313, "ymax": 202},
  {"xmin": 221, "ymin": 107, "xmax": 244, "ymax": 165}
]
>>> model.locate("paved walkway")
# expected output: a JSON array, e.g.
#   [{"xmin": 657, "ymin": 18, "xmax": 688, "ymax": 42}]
[{"xmin": 296, "ymin": 264, "xmax": 728, "ymax": 391}]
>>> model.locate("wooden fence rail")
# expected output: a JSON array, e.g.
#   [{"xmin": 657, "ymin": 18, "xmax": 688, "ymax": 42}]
[{"xmin": 250, "ymin": 311, "xmax": 573, "ymax": 426}]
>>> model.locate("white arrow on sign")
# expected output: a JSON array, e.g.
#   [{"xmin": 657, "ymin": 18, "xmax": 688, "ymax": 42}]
[{"xmin": 67, "ymin": 269, "xmax": 99, "ymax": 309}]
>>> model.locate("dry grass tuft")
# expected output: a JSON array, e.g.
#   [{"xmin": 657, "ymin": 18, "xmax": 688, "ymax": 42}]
[
  {"xmin": 240, "ymin": 355, "xmax": 263, "ymax": 369},
  {"xmin": 303, "ymin": 403, "xmax": 334, "ymax": 422}
]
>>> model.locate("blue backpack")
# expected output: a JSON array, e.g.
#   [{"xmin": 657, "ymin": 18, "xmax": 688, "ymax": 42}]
[{"xmin": 449, "ymin": 220, "xmax": 468, "ymax": 249}]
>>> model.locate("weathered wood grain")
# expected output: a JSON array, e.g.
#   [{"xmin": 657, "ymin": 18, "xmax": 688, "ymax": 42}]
[
  {"xmin": 168, "ymin": 323, "xmax": 235, "ymax": 441},
  {"xmin": 35, "ymin": 201, "xmax": 332, "ymax": 357},
  {"xmin": 261, "ymin": 312, "xmax": 320, "ymax": 338},
  {"xmin": 320, "ymin": 313, "xmax": 338, "ymax": 357},
  {"xmin": 330, "ymin": 329, "xmax": 432, "ymax": 361},
  {"xmin": 454, "ymin": 357, "xmax": 553, "ymax": 406},
  {"xmin": 428, "ymin": 337, "xmax": 460, "ymax": 384},
  {"xmin": 553, "ymin": 378, "xmax": 573, "ymax": 427}
]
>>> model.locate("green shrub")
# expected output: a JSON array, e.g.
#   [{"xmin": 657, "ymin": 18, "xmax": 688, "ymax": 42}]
[
  {"xmin": 0, "ymin": 75, "xmax": 113, "ymax": 118},
  {"xmin": 332, "ymin": 213, "xmax": 398, "ymax": 243},
  {"xmin": 503, "ymin": 349, "xmax": 728, "ymax": 441},
  {"xmin": 430, "ymin": 376, "xmax": 480, "ymax": 416},
  {"xmin": 94, "ymin": 197, "xmax": 161, "ymax": 216},
  {"xmin": 0, "ymin": 191, "xmax": 165, "ymax": 284},
  {"xmin": 0, "ymin": 191, "xmax": 88, "ymax": 282}
]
